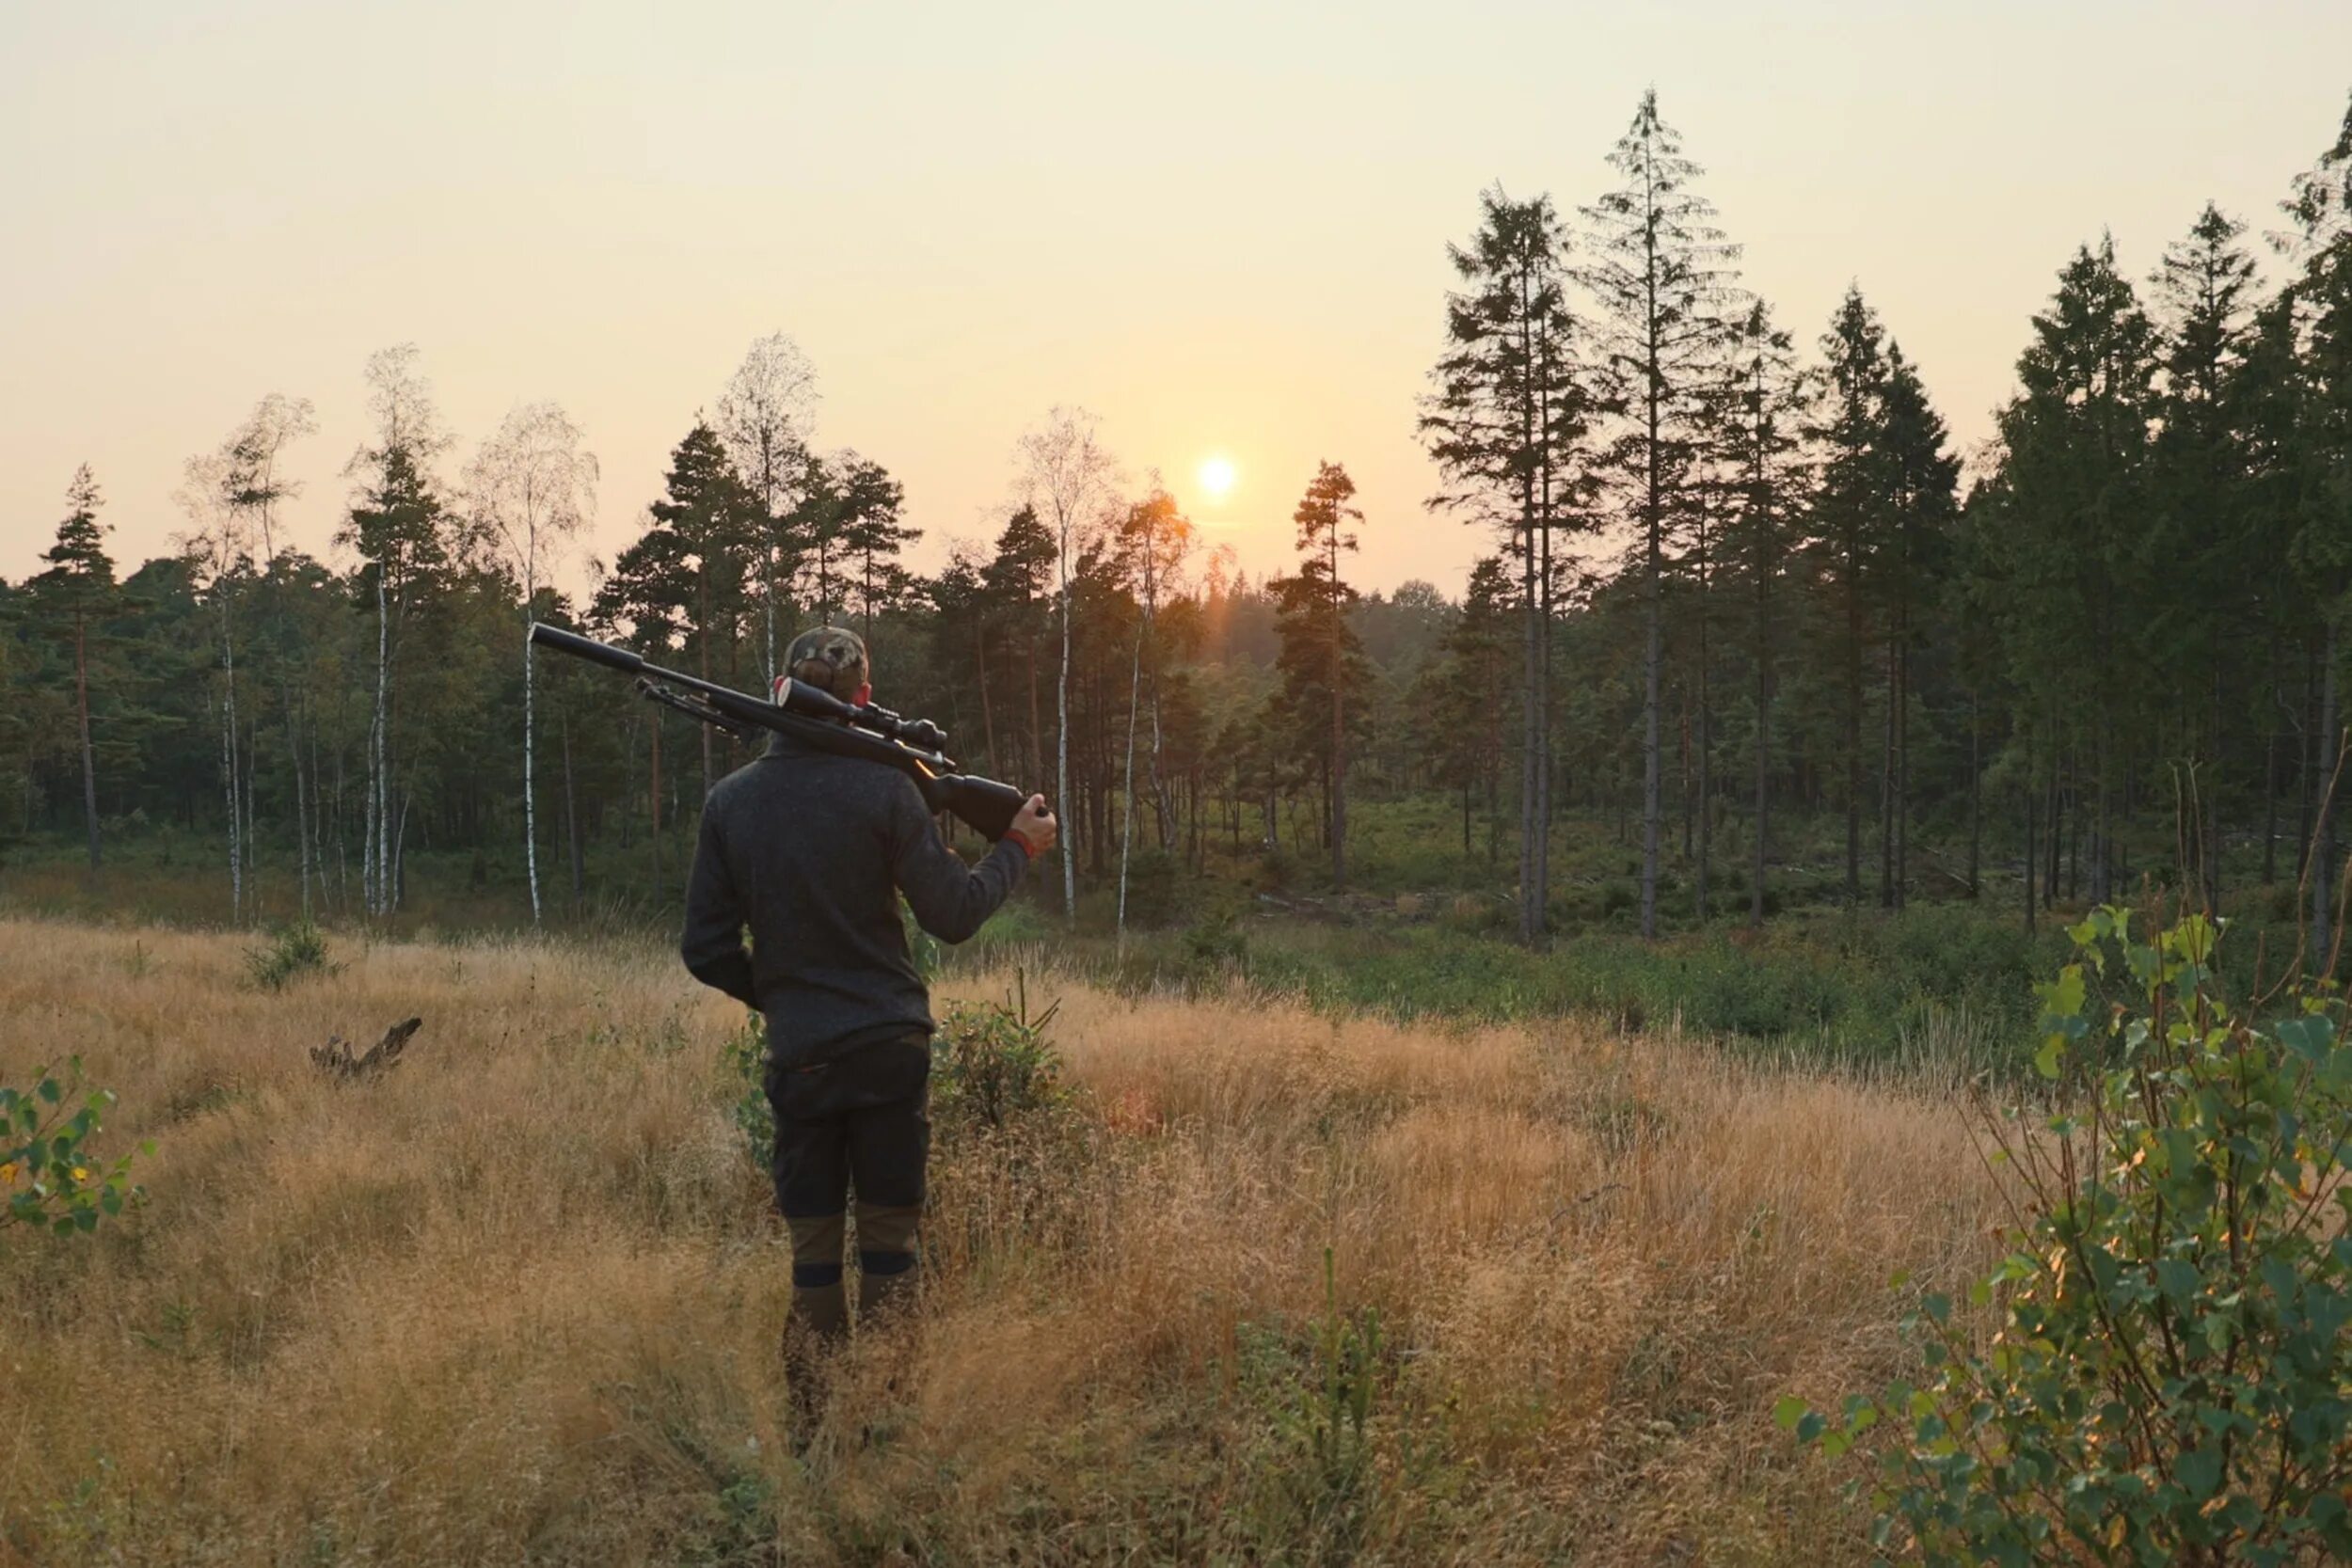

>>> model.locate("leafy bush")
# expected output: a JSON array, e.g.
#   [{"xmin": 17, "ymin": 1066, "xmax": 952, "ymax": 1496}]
[
  {"xmin": 1781, "ymin": 906, "xmax": 2352, "ymax": 1563},
  {"xmin": 243, "ymin": 920, "xmax": 335, "ymax": 991},
  {"xmin": 720, "ymin": 1011, "xmax": 771, "ymax": 1171},
  {"xmin": 3, "ymin": 1058, "xmax": 147, "ymax": 1236}
]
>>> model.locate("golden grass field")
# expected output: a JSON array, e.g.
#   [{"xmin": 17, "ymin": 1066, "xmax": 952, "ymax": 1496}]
[{"xmin": 0, "ymin": 915, "xmax": 2008, "ymax": 1566}]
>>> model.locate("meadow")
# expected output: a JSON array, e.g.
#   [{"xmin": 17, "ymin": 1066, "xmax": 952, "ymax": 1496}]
[{"xmin": 0, "ymin": 914, "xmax": 2008, "ymax": 1566}]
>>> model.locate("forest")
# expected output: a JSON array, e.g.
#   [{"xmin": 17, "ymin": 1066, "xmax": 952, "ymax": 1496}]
[{"xmin": 6, "ymin": 88, "xmax": 2351, "ymax": 964}]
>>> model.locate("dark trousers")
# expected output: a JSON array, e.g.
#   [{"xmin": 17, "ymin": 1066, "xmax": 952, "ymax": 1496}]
[{"xmin": 769, "ymin": 1035, "xmax": 930, "ymax": 1302}]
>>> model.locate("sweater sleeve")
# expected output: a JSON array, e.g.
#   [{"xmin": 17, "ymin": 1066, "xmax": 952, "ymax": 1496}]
[
  {"xmin": 681, "ymin": 803, "xmax": 759, "ymax": 1007},
  {"xmin": 887, "ymin": 777, "xmax": 1028, "ymax": 944}
]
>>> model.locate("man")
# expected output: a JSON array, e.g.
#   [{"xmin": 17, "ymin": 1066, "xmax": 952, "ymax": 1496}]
[{"xmin": 680, "ymin": 625, "xmax": 1056, "ymax": 1396}]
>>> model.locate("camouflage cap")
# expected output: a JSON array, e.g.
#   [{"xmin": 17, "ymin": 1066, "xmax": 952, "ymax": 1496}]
[{"xmin": 784, "ymin": 625, "xmax": 869, "ymax": 700}]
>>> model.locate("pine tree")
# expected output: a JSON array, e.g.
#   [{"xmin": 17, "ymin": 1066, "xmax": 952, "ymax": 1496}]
[
  {"xmin": 983, "ymin": 506, "xmax": 1058, "ymax": 793},
  {"xmin": 1581, "ymin": 90, "xmax": 1740, "ymax": 940},
  {"xmin": 1276, "ymin": 463, "xmax": 1364, "ymax": 886},
  {"xmin": 26, "ymin": 466, "xmax": 117, "ymax": 872},
  {"xmin": 596, "ymin": 421, "xmax": 758, "ymax": 838},
  {"xmin": 833, "ymin": 453, "xmax": 916, "ymax": 649},
  {"xmin": 1422, "ymin": 186, "xmax": 1593, "ymax": 942}
]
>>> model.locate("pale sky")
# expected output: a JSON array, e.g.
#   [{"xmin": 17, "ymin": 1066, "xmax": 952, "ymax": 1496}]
[{"xmin": 5, "ymin": 1, "xmax": 2348, "ymax": 597}]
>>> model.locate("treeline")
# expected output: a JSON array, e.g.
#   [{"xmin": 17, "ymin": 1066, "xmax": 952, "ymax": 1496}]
[
  {"xmin": 6, "ymin": 89, "xmax": 2349, "ymax": 944},
  {"xmin": 1415, "ymin": 87, "xmax": 2352, "ymax": 942},
  {"xmin": 0, "ymin": 347, "xmax": 1444, "ymax": 927}
]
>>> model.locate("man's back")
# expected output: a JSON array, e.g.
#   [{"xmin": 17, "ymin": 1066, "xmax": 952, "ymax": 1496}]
[{"xmin": 681, "ymin": 730, "xmax": 1031, "ymax": 1069}]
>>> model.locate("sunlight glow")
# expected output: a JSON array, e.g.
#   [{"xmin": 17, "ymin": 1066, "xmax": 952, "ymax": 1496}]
[{"xmin": 1198, "ymin": 455, "xmax": 1237, "ymax": 502}]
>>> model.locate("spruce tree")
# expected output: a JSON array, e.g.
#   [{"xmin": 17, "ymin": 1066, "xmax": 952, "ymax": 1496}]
[
  {"xmin": 1581, "ymin": 90, "xmax": 1740, "ymax": 939},
  {"xmin": 1710, "ymin": 302, "xmax": 1808, "ymax": 924},
  {"xmin": 1874, "ymin": 343, "xmax": 1961, "ymax": 909},
  {"xmin": 2151, "ymin": 203, "xmax": 2260, "ymax": 905},
  {"xmin": 1812, "ymin": 286, "xmax": 1890, "ymax": 908}
]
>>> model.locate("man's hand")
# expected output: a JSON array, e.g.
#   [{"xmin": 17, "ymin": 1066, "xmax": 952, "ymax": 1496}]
[{"xmin": 1007, "ymin": 795, "xmax": 1058, "ymax": 859}]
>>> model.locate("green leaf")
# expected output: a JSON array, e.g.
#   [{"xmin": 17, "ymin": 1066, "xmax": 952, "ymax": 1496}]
[
  {"xmin": 2174, "ymin": 1446, "xmax": 2222, "ymax": 1501},
  {"xmin": 2274, "ymin": 1015, "xmax": 2335, "ymax": 1066}
]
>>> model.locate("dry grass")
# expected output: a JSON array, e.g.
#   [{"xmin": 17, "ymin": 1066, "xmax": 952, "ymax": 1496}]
[{"xmin": 0, "ymin": 916, "xmax": 2005, "ymax": 1565}]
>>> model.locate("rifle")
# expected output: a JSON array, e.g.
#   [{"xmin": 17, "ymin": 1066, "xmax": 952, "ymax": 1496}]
[{"xmin": 528, "ymin": 622, "xmax": 1030, "ymax": 840}]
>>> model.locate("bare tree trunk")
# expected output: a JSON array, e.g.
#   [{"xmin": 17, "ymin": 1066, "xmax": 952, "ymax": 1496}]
[
  {"xmin": 1519, "ymin": 523, "xmax": 1540, "ymax": 945},
  {"xmin": 285, "ymin": 692, "xmax": 310, "ymax": 920},
  {"xmin": 1116, "ymin": 617, "xmax": 1142, "ymax": 946},
  {"xmin": 523, "ymin": 621, "xmax": 542, "ymax": 926},
  {"xmin": 977, "ymin": 623, "xmax": 998, "ymax": 778},
  {"xmin": 1057, "ymin": 576, "xmax": 1075, "ymax": 920},
  {"xmin": 563, "ymin": 711, "xmax": 584, "ymax": 912},
  {"xmin": 1966, "ymin": 688, "xmax": 1982, "ymax": 898},
  {"xmin": 72, "ymin": 610, "xmax": 100, "ymax": 873},
  {"xmin": 1845, "ymin": 564, "xmax": 1862, "ymax": 908},
  {"xmin": 2025, "ymin": 754, "xmax": 2039, "ymax": 936},
  {"xmin": 1753, "ymin": 577, "xmax": 1770, "ymax": 928},
  {"xmin": 2313, "ymin": 618, "xmax": 2340, "ymax": 963}
]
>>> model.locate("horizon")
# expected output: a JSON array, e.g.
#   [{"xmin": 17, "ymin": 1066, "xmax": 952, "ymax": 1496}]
[{"xmin": 7, "ymin": 1, "xmax": 2350, "ymax": 597}]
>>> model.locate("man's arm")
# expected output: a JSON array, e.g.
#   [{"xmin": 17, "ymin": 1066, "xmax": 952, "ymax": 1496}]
[
  {"xmin": 681, "ymin": 805, "xmax": 759, "ymax": 1007},
  {"xmin": 889, "ymin": 777, "xmax": 1033, "ymax": 944}
]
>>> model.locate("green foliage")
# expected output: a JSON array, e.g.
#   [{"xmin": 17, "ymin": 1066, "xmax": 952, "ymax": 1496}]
[
  {"xmin": 243, "ymin": 919, "xmax": 335, "ymax": 991},
  {"xmin": 1232, "ymin": 1248, "xmax": 1389, "ymax": 1552},
  {"xmin": 1782, "ymin": 905, "xmax": 2352, "ymax": 1563},
  {"xmin": 2, "ymin": 1057, "xmax": 147, "ymax": 1236},
  {"xmin": 932, "ymin": 973, "xmax": 1067, "ymax": 1136},
  {"xmin": 721, "ymin": 1011, "xmax": 771, "ymax": 1171}
]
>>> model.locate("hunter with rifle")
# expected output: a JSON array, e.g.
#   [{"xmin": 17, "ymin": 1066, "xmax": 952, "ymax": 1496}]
[{"xmin": 529, "ymin": 620, "xmax": 1056, "ymax": 1434}]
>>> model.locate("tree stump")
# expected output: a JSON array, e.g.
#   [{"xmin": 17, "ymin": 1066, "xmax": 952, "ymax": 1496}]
[{"xmin": 310, "ymin": 1017, "xmax": 422, "ymax": 1081}]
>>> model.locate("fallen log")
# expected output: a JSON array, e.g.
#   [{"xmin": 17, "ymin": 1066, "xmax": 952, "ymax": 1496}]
[{"xmin": 310, "ymin": 1017, "xmax": 422, "ymax": 1081}]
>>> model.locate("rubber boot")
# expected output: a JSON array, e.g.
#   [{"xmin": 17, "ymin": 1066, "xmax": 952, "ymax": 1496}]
[
  {"xmin": 785, "ymin": 1213, "xmax": 850, "ymax": 1449},
  {"xmin": 854, "ymin": 1201, "xmax": 923, "ymax": 1330}
]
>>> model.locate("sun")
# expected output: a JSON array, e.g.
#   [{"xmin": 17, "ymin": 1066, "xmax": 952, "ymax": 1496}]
[{"xmin": 1198, "ymin": 454, "xmax": 1237, "ymax": 502}]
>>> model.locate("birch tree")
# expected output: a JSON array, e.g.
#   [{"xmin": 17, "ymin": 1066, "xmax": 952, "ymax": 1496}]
[
  {"xmin": 715, "ymin": 332, "xmax": 817, "ymax": 684},
  {"xmin": 340, "ymin": 345, "xmax": 452, "ymax": 917},
  {"xmin": 173, "ymin": 452, "xmax": 260, "ymax": 920},
  {"xmin": 1017, "ymin": 407, "xmax": 1119, "ymax": 922},
  {"xmin": 465, "ymin": 401, "xmax": 598, "ymax": 926}
]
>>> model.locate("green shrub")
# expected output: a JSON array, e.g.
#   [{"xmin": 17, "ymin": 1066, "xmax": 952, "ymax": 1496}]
[
  {"xmin": 932, "ymin": 973, "xmax": 1068, "ymax": 1136},
  {"xmin": 1119, "ymin": 847, "xmax": 1185, "ymax": 928},
  {"xmin": 243, "ymin": 920, "xmax": 335, "ymax": 991},
  {"xmin": 720, "ymin": 1012, "xmax": 771, "ymax": 1171},
  {"xmin": 1782, "ymin": 906, "xmax": 2352, "ymax": 1562},
  {"xmin": 3, "ymin": 1058, "xmax": 147, "ymax": 1236}
]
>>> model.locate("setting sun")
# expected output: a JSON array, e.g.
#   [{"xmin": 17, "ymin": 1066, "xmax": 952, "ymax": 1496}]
[{"xmin": 1198, "ymin": 454, "xmax": 1237, "ymax": 502}]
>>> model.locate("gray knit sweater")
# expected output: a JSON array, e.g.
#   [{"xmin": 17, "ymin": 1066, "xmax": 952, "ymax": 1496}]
[{"xmin": 680, "ymin": 733, "xmax": 1029, "ymax": 1067}]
